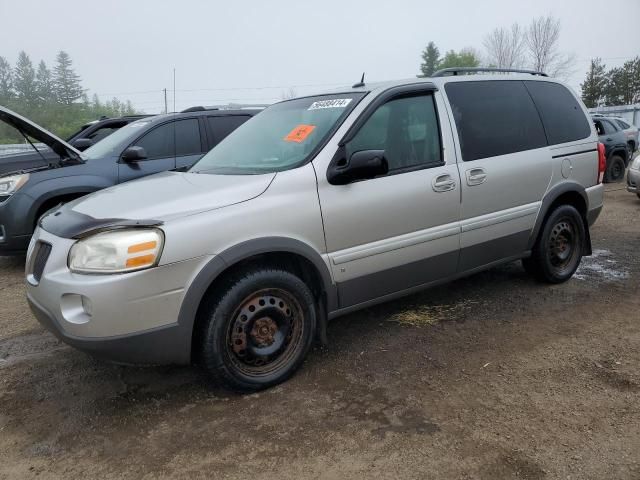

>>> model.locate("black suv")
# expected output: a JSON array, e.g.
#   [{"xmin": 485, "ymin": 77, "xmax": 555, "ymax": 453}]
[
  {"xmin": 0, "ymin": 114, "xmax": 151, "ymax": 176},
  {"xmin": 0, "ymin": 106, "xmax": 260, "ymax": 254},
  {"xmin": 592, "ymin": 115, "xmax": 629, "ymax": 182}
]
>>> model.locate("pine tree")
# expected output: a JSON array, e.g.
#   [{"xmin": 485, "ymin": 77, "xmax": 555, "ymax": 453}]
[
  {"xmin": 419, "ymin": 42, "xmax": 441, "ymax": 77},
  {"xmin": 53, "ymin": 51, "xmax": 83, "ymax": 105},
  {"xmin": 35, "ymin": 60, "xmax": 54, "ymax": 104},
  {"xmin": 580, "ymin": 58, "xmax": 607, "ymax": 108},
  {"xmin": 0, "ymin": 56, "xmax": 13, "ymax": 103},
  {"xmin": 13, "ymin": 51, "xmax": 37, "ymax": 107}
]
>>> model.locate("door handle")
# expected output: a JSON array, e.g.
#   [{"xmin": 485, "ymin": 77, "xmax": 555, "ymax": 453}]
[
  {"xmin": 466, "ymin": 168, "xmax": 487, "ymax": 186},
  {"xmin": 606, "ymin": 138, "xmax": 612, "ymax": 141},
  {"xmin": 432, "ymin": 174, "xmax": 456, "ymax": 192}
]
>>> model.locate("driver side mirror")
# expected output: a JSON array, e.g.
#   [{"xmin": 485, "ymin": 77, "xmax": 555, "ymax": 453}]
[
  {"xmin": 327, "ymin": 149, "xmax": 388, "ymax": 185},
  {"xmin": 121, "ymin": 146, "xmax": 148, "ymax": 163},
  {"xmin": 71, "ymin": 138, "xmax": 94, "ymax": 151}
]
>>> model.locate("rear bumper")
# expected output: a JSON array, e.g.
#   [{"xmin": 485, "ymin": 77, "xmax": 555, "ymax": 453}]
[{"xmin": 585, "ymin": 184, "xmax": 604, "ymax": 226}]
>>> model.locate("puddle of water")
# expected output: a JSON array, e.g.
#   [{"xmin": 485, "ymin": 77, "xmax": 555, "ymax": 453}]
[{"xmin": 574, "ymin": 249, "xmax": 629, "ymax": 282}]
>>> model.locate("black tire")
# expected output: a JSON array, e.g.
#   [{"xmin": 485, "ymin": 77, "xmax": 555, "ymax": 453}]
[
  {"xmin": 604, "ymin": 155, "xmax": 625, "ymax": 183},
  {"xmin": 522, "ymin": 205, "xmax": 585, "ymax": 284},
  {"xmin": 198, "ymin": 268, "xmax": 317, "ymax": 392},
  {"xmin": 637, "ymin": 193, "xmax": 640, "ymax": 200}
]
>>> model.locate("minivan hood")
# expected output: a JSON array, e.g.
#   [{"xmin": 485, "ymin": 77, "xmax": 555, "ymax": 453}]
[
  {"xmin": 71, "ymin": 171, "xmax": 276, "ymax": 220},
  {"xmin": 0, "ymin": 106, "xmax": 83, "ymax": 163}
]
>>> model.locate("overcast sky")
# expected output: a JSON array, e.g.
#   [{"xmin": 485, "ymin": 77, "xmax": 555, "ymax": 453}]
[{"xmin": 1, "ymin": 0, "xmax": 638, "ymax": 113}]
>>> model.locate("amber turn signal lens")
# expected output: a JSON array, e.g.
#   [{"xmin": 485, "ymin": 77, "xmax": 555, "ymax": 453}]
[
  {"xmin": 127, "ymin": 241, "xmax": 157, "ymax": 254},
  {"xmin": 125, "ymin": 254, "xmax": 156, "ymax": 268}
]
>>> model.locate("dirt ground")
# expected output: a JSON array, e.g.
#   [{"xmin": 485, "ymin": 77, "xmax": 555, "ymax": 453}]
[{"xmin": 1, "ymin": 184, "xmax": 639, "ymax": 480}]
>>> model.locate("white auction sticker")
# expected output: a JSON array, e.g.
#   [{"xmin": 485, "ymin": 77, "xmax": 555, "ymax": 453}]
[{"xmin": 308, "ymin": 98, "xmax": 352, "ymax": 110}]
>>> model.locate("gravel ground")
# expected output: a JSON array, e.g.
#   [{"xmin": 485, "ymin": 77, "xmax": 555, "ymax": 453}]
[{"xmin": 0, "ymin": 184, "xmax": 639, "ymax": 479}]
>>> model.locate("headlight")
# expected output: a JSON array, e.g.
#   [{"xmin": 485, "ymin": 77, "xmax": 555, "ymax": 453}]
[
  {"xmin": 0, "ymin": 173, "xmax": 29, "ymax": 196},
  {"xmin": 68, "ymin": 228, "xmax": 164, "ymax": 274}
]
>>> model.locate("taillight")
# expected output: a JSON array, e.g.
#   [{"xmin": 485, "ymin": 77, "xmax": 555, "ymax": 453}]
[{"xmin": 597, "ymin": 142, "xmax": 606, "ymax": 184}]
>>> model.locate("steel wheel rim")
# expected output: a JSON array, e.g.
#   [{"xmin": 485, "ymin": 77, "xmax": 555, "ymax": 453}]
[
  {"xmin": 548, "ymin": 218, "xmax": 579, "ymax": 272},
  {"xmin": 226, "ymin": 288, "xmax": 304, "ymax": 377},
  {"xmin": 612, "ymin": 161, "xmax": 623, "ymax": 180}
]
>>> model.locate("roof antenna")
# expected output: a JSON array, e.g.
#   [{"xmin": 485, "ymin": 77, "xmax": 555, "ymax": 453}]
[{"xmin": 352, "ymin": 72, "xmax": 365, "ymax": 88}]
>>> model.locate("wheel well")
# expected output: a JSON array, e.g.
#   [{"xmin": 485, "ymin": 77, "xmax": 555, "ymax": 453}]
[
  {"xmin": 628, "ymin": 140, "xmax": 636, "ymax": 151},
  {"xmin": 190, "ymin": 251, "xmax": 327, "ymax": 361},
  {"xmin": 548, "ymin": 191, "xmax": 587, "ymax": 219},
  {"xmin": 610, "ymin": 148, "xmax": 628, "ymax": 164},
  {"xmin": 34, "ymin": 193, "xmax": 90, "ymax": 228}
]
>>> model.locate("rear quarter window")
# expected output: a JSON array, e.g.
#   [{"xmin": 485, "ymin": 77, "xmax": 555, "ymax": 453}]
[
  {"xmin": 445, "ymin": 80, "xmax": 547, "ymax": 161},
  {"xmin": 524, "ymin": 81, "xmax": 591, "ymax": 145}
]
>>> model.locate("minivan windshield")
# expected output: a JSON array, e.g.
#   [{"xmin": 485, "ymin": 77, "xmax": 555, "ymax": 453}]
[
  {"xmin": 83, "ymin": 119, "xmax": 153, "ymax": 160},
  {"xmin": 191, "ymin": 93, "xmax": 365, "ymax": 174}
]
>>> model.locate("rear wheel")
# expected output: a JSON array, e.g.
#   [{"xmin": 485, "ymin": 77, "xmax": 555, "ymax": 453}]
[
  {"xmin": 198, "ymin": 268, "xmax": 316, "ymax": 392},
  {"xmin": 604, "ymin": 154, "xmax": 625, "ymax": 183},
  {"xmin": 523, "ymin": 205, "xmax": 585, "ymax": 283}
]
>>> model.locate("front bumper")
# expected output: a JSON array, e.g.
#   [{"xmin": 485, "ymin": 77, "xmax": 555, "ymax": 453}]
[
  {"xmin": 627, "ymin": 168, "xmax": 639, "ymax": 194},
  {"xmin": 0, "ymin": 193, "xmax": 33, "ymax": 255},
  {"xmin": 25, "ymin": 227, "xmax": 213, "ymax": 365}
]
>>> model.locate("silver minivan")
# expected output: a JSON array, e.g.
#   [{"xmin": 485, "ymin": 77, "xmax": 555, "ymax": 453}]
[{"xmin": 26, "ymin": 68, "xmax": 605, "ymax": 391}]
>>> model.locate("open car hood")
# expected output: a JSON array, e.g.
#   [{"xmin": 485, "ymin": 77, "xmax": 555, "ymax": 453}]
[{"xmin": 0, "ymin": 105, "xmax": 83, "ymax": 161}]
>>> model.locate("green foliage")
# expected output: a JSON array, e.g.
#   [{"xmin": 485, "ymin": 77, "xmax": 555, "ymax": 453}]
[
  {"xmin": 438, "ymin": 49, "xmax": 481, "ymax": 70},
  {"xmin": 419, "ymin": 42, "xmax": 440, "ymax": 77},
  {"xmin": 0, "ymin": 50, "xmax": 139, "ymax": 142},
  {"xmin": 581, "ymin": 56, "xmax": 640, "ymax": 107},
  {"xmin": 418, "ymin": 43, "xmax": 480, "ymax": 76}
]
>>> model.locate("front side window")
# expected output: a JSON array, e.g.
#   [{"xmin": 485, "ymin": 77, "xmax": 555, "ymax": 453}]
[
  {"xmin": 347, "ymin": 94, "xmax": 442, "ymax": 171},
  {"xmin": 191, "ymin": 93, "xmax": 364, "ymax": 174},
  {"xmin": 446, "ymin": 80, "xmax": 547, "ymax": 161},
  {"xmin": 131, "ymin": 119, "xmax": 201, "ymax": 159}
]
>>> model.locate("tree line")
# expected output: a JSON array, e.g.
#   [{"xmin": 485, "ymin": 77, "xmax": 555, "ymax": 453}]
[
  {"xmin": 580, "ymin": 57, "xmax": 640, "ymax": 108},
  {"xmin": 419, "ymin": 16, "xmax": 575, "ymax": 78},
  {"xmin": 0, "ymin": 51, "xmax": 137, "ymax": 143},
  {"xmin": 419, "ymin": 15, "xmax": 639, "ymax": 108}
]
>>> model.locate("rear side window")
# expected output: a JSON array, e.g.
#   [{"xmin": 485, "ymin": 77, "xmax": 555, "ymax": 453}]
[
  {"xmin": 174, "ymin": 118, "xmax": 202, "ymax": 156},
  {"xmin": 208, "ymin": 116, "xmax": 250, "ymax": 145},
  {"xmin": 445, "ymin": 81, "xmax": 547, "ymax": 161},
  {"xmin": 524, "ymin": 81, "xmax": 591, "ymax": 145},
  {"xmin": 601, "ymin": 119, "xmax": 617, "ymax": 135}
]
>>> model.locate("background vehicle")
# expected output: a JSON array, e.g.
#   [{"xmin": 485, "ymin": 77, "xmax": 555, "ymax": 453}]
[
  {"xmin": 626, "ymin": 155, "xmax": 640, "ymax": 199},
  {"xmin": 0, "ymin": 106, "xmax": 260, "ymax": 254},
  {"xmin": 592, "ymin": 115, "xmax": 629, "ymax": 182},
  {"xmin": 0, "ymin": 113, "xmax": 151, "ymax": 175},
  {"xmin": 593, "ymin": 114, "xmax": 639, "ymax": 154},
  {"xmin": 25, "ymin": 69, "xmax": 604, "ymax": 392}
]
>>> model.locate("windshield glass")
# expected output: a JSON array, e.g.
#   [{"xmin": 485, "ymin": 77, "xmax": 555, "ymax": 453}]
[
  {"xmin": 191, "ymin": 93, "xmax": 365, "ymax": 174},
  {"xmin": 83, "ymin": 119, "xmax": 153, "ymax": 160}
]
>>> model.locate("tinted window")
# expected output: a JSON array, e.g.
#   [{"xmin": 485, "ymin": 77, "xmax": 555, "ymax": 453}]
[
  {"xmin": 601, "ymin": 119, "xmax": 617, "ymax": 135},
  {"xmin": 174, "ymin": 119, "xmax": 201, "ymax": 156},
  {"xmin": 445, "ymin": 81, "xmax": 547, "ymax": 161},
  {"xmin": 524, "ymin": 81, "xmax": 591, "ymax": 145},
  {"xmin": 86, "ymin": 126, "xmax": 120, "ymax": 144},
  {"xmin": 208, "ymin": 116, "xmax": 250, "ymax": 145},
  {"xmin": 132, "ymin": 119, "xmax": 200, "ymax": 159},
  {"xmin": 348, "ymin": 94, "xmax": 442, "ymax": 171}
]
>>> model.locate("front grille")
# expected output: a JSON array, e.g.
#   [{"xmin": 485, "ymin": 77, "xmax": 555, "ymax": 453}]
[{"xmin": 31, "ymin": 242, "xmax": 52, "ymax": 283}]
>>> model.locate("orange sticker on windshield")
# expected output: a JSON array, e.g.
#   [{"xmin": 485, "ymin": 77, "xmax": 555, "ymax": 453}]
[{"xmin": 284, "ymin": 124, "xmax": 316, "ymax": 143}]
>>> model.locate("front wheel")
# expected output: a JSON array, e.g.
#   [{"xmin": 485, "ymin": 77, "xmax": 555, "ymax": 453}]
[
  {"xmin": 523, "ymin": 205, "xmax": 585, "ymax": 283},
  {"xmin": 198, "ymin": 268, "xmax": 317, "ymax": 392}
]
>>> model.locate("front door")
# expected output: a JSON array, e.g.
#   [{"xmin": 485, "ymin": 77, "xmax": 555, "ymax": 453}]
[{"xmin": 316, "ymin": 89, "xmax": 461, "ymax": 308}]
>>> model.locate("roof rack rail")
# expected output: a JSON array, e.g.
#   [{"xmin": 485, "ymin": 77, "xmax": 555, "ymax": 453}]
[
  {"xmin": 181, "ymin": 103, "xmax": 269, "ymax": 113},
  {"xmin": 431, "ymin": 67, "xmax": 547, "ymax": 77}
]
